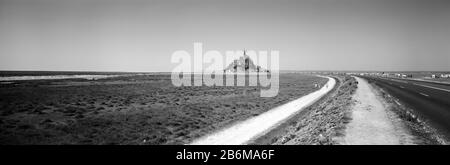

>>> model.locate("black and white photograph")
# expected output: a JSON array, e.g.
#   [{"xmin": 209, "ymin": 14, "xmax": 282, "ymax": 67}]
[{"xmin": 0, "ymin": 0, "xmax": 449, "ymax": 162}]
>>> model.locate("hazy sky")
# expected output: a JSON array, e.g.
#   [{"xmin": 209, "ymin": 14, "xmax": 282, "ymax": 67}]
[{"xmin": 0, "ymin": 0, "xmax": 449, "ymax": 72}]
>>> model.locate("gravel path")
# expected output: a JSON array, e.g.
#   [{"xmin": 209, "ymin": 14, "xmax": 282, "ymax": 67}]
[
  {"xmin": 190, "ymin": 76, "xmax": 336, "ymax": 145},
  {"xmin": 339, "ymin": 77, "xmax": 415, "ymax": 145}
]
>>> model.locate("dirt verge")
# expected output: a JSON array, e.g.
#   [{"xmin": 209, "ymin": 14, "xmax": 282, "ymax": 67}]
[{"xmin": 366, "ymin": 79, "xmax": 447, "ymax": 145}]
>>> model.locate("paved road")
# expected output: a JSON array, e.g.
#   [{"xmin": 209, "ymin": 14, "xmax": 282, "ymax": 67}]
[{"xmin": 362, "ymin": 76, "xmax": 450, "ymax": 139}]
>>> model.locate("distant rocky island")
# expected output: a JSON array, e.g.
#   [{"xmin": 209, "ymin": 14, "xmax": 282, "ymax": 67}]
[{"xmin": 223, "ymin": 51, "xmax": 270, "ymax": 73}]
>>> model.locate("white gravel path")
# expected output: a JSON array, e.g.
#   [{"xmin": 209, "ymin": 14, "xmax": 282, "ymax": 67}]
[{"xmin": 190, "ymin": 76, "xmax": 336, "ymax": 145}]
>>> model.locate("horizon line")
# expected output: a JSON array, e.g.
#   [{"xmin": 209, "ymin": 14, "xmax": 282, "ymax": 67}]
[{"xmin": 0, "ymin": 69, "xmax": 449, "ymax": 73}]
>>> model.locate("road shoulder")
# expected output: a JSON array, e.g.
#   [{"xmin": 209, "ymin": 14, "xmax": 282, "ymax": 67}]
[
  {"xmin": 366, "ymin": 78, "xmax": 448, "ymax": 144},
  {"xmin": 337, "ymin": 77, "xmax": 416, "ymax": 145}
]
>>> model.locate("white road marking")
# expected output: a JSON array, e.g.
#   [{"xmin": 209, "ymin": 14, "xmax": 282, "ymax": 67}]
[
  {"xmin": 395, "ymin": 100, "xmax": 402, "ymax": 106},
  {"xmin": 190, "ymin": 76, "xmax": 336, "ymax": 145},
  {"xmin": 382, "ymin": 77, "xmax": 450, "ymax": 93},
  {"xmin": 419, "ymin": 93, "xmax": 429, "ymax": 97},
  {"xmin": 399, "ymin": 86, "xmax": 405, "ymax": 88},
  {"xmin": 413, "ymin": 83, "xmax": 450, "ymax": 93},
  {"xmin": 387, "ymin": 78, "xmax": 408, "ymax": 84}
]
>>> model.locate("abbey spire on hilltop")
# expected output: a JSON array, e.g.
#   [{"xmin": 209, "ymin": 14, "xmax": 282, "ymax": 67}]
[{"xmin": 223, "ymin": 50, "xmax": 269, "ymax": 73}]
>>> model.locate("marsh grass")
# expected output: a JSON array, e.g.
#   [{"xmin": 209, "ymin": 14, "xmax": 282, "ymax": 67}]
[{"xmin": 0, "ymin": 73, "xmax": 327, "ymax": 144}]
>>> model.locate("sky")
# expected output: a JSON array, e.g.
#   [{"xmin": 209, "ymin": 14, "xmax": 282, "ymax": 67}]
[{"xmin": 0, "ymin": 0, "xmax": 449, "ymax": 72}]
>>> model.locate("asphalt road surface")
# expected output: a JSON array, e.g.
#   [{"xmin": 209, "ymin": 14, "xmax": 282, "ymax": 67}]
[{"xmin": 362, "ymin": 76, "xmax": 450, "ymax": 140}]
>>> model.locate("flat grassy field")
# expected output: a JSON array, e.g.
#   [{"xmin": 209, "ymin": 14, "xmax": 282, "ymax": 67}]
[{"xmin": 0, "ymin": 73, "xmax": 327, "ymax": 144}]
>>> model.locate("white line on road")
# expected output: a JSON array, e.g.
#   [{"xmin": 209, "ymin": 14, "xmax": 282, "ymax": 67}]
[
  {"xmin": 419, "ymin": 92, "xmax": 429, "ymax": 97},
  {"xmin": 399, "ymin": 86, "xmax": 405, "ymax": 88},
  {"xmin": 413, "ymin": 83, "xmax": 450, "ymax": 93},
  {"xmin": 381, "ymin": 77, "xmax": 450, "ymax": 93},
  {"xmin": 388, "ymin": 78, "xmax": 408, "ymax": 84},
  {"xmin": 190, "ymin": 76, "xmax": 336, "ymax": 145},
  {"xmin": 395, "ymin": 100, "xmax": 402, "ymax": 106}
]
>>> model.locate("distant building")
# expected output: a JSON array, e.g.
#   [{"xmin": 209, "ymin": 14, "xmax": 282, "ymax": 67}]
[
  {"xmin": 223, "ymin": 50, "xmax": 269, "ymax": 73},
  {"xmin": 441, "ymin": 74, "xmax": 450, "ymax": 78}
]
